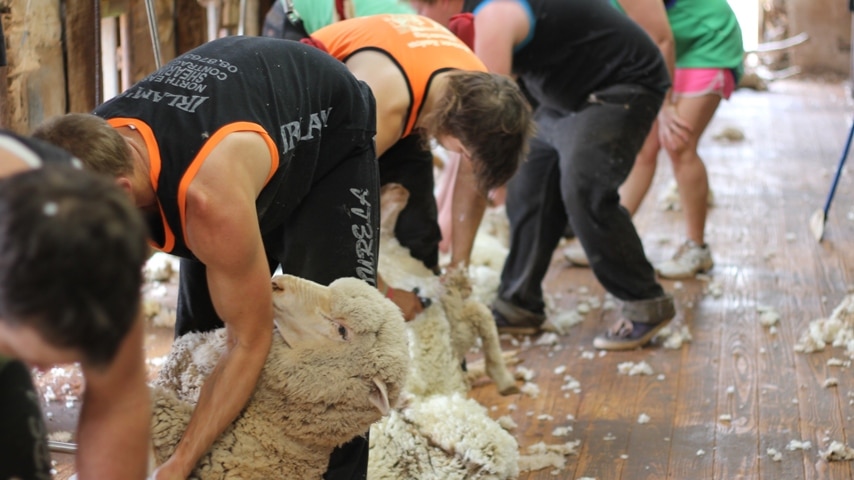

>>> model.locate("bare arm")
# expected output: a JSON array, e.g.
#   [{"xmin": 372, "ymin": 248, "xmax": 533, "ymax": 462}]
[
  {"xmin": 472, "ymin": 1, "xmax": 529, "ymax": 76},
  {"xmin": 447, "ymin": 153, "xmax": 487, "ymax": 268},
  {"xmin": 154, "ymin": 132, "xmax": 274, "ymax": 479},
  {"xmin": 617, "ymin": 0, "xmax": 675, "ymax": 80},
  {"xmin": 345, "ymin": 51, "xmax": 410, "ymax": 157},
  {"xmin": 77, "ymin": 314, "xmax": 150, "ymax": 480},
  {"xmin": 617, "ymin": 0, "xmax": 691, "ymax": 148}
]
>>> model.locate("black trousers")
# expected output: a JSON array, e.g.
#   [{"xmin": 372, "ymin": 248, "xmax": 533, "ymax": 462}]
[
  {"xmin": 378, "ymin": 134, "xmax": 441, "ymax": 271},
  {"xmin": 0, "ymin": 358, "xmax": 52, "ymax": 480},
  {"xmin": 499, "ymin": 84, "xmax": 666, "ymax": 314},
  {"xmin": 175, "ymin": 141, "xmax": 379, "ymax": 480}
]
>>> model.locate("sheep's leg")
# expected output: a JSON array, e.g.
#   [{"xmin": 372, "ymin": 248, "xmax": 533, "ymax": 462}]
[
  {"xmin": 469, "ymin": 302, "xmax": 520, "ymax": 395},
  {"xmin": 465, "ymin": 350, "xmax": 521, "ymax": 385}
]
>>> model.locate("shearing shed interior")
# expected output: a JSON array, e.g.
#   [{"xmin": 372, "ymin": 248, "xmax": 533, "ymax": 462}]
[{"xmin": 4, "ymin": 0, "xmax": 854, "ymax": 479}]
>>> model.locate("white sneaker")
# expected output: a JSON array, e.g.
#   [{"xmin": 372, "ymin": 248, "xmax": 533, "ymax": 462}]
[
  {"xmin": 655, "ymin": 240, "xmax": 713, "ymax": 279},
  {"xmin": 562, "ymin": 240, "xmax": 589, "ymax": 267}
]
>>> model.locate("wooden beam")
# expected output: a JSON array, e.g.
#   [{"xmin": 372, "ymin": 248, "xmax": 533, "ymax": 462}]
[
  {"xmin": 175, "ymin": 0, "xmax": 206, "ymax": 56},
  {"xmin": 65, "ymin": 0, "xmax": 99, "ymax": 111}
]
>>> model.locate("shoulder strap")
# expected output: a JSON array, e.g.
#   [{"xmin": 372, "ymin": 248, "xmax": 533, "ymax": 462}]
[{"xmin": 280, "ymin": 0, "xmax": 311, "ymax": 38}]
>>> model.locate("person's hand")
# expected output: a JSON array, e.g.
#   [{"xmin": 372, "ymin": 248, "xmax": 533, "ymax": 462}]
[
  {"xmin": 151, "ymin": 457, "xmax": 188, "ymax": 480},
  {"xmin": 657, "ymin": 102, "xmax": 692, "ymax": 151},
  {"xmin": 387, "ymin": 287, "xmax": 425, "ymax": 322}
]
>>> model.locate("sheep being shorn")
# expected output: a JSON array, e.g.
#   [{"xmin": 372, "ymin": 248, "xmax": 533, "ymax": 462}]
[
  {"xmin": 369, "ymin": 183, "xmax": 520, "ymax": 479},
  {"xmin": 151, "ymin": 274, "xmax": 409, "ymax": 480},
  {"xmin": 377, "ymin": 182, "xmax": 518, "ymax": 397}
]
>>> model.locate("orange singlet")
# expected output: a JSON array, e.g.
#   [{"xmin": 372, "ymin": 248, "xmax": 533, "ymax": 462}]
[{"xmin": 312, "ymin": 14, "xmax": 486, "ymax": 138}]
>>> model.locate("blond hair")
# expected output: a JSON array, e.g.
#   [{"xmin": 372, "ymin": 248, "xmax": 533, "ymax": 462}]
[{"xmin": 32, "ymin": 113, "xmax": 133, "ymax": 178}]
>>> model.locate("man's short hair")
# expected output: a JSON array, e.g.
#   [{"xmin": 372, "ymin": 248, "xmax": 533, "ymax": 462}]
[
  {"xmin": 420, "ymin": 71, "xmax": 535, "ymax": 192},
  {"xmin": 32, "ymin": 113, "xmax": 133, "ymax": 178},
  {"xmin": 0, "ymin": 166, "xmax": 149, "ymax": 367}
]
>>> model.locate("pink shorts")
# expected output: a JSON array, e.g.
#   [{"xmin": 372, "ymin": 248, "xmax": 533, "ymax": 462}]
[{"xmin": 672, "ymin": 68, "xmax": 736, "ymax": 100}]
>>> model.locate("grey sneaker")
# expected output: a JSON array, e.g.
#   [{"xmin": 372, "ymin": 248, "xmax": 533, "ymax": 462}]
[
  {"xmin": 593, "ymin": 294, "xmax": 675, "ymax": 350},
  {"xmin": 655, "ymin": 240, "xmax": 713, "ymax": 279}
]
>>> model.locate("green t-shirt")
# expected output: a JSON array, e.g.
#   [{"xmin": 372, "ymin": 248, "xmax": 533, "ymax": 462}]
[
  {"xmin": 287, "ymin": 0, "xmax": 414, "ymax": 34},
  {"xmin": 610, "ymin": 0, "xmax": 743, "ymax": 75}
]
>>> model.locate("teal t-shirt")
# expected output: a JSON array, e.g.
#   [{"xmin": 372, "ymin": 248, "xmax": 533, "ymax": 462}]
[
  {"xmin": 288, "ymin": 0, "xmax": 414, "ymax": 34},
  {"xmin": 610, "ymin": 0, "xmax": 743, "ymax": 75}
]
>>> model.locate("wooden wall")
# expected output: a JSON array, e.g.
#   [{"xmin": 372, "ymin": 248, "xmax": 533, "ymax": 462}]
[{"xmin": 0, "ymin": 0, "xmax": 272, "ymax": 133}]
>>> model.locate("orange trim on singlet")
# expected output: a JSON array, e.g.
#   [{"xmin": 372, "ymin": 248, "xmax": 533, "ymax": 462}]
[
  {"xmin": 107, "ymin": 117, "xmax": 175, "ymax": 253},
  {"xmin": 312, "ymin": 14, "xmax": 486, "ymax": 137},
  {"xmin": 177, "ymin": 122, "xmax": 277, "ymax": 248}
]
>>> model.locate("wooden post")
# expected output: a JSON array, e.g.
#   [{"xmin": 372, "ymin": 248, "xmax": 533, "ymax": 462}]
[
  {"xmin": 65, "ymin": 0, "xmax": 99, "ymax": 112},
  {"xmin": 3, "ymin": 0, "xmax": 66, "ymax": 132}
]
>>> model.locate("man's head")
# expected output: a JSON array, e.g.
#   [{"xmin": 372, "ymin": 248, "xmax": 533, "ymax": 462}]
[
  {"xmin": 32, "ymin": 113, "xmax": 133, "ymax": 178},
  {"xmin": 0, "ymin": 166, "xmax": 149, "ymax": 368},
  {"xmin": 420, "ymin": 71, "xmax": 535, "ymax": 192}
]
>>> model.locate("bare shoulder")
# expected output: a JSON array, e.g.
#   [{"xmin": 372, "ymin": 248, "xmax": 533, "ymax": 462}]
[
  {"xmin": 193, "ymin": 131, "xmax": 273, "ymax": 200},
  {"xmin": 345, "ymin": 50, "xmax": 409, "ymax": 115},
  {"xmin": 345, "ymin": 50, "xmax": 410, "ymax": 154}
]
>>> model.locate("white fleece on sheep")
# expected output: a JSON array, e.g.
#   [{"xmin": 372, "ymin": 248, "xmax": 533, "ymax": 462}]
[
  {"xmin": 369, "ymin": 394, "xmax": 519, "ymax": 480},
  {"xmin": 151, "ymin": 276, "xmax": 409, "ymax": 480}
]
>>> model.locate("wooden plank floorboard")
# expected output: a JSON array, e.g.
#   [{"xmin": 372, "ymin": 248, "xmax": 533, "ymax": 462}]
[{"xmin": 665, "ymin": 285, "xmax": 722, "ymax": 480}]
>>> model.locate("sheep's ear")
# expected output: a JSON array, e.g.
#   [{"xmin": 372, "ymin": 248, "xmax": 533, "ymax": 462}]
[{"xmin": 368, "ymin": 376, "xmax": 391, "ymax": 416}]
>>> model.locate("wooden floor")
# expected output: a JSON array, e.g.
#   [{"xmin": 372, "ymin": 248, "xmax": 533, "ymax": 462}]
[
  {"xmin": 43, "ymin": 77, "xmax": 854, "ymax": 479},
  {"xmin": 469, "ymin": 78, "xmax": 854, "ymax": 480}
]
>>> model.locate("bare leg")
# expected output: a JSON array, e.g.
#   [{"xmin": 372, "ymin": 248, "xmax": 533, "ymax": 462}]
[
  {"xmin": 436, "ymin": 151, "xmax": 460, "ymax": 254},
  {"xmin": 662, "ymin": 94, "xmax": 721, "ymax": 245},
  {"xmin": 619, "ymin": 120, "xmax": 662, "ymax": 216}
]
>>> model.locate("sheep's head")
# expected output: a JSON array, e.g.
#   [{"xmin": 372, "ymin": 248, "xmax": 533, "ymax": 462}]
[{"xmin": 266, "ymin": 274, "xmax": 409, "ymax": 447}]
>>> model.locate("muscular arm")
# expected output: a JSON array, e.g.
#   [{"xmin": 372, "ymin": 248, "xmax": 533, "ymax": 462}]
[
  {"xmin": 447, "ymin": 152, "xmax": 487, "ymax": 268},
  {"xmin": 77, "ymin": 315, "xmax": 150, "ymax": 480},
  {"xmin": 156, "ymin": 132, "xmax": 274, "ymax": 479}
]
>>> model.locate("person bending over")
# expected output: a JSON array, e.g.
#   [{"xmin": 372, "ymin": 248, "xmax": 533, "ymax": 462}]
[
  {"xmin": 310, "ymin": 13, "xmax": 534, "ymax": 319},
  {"xmin": 34, "ymin": 37, "xmax": 380, "ymax": 480},
  {"xmin": 413, "ymin": 0, "xmax": 676, "ymax": 350}
]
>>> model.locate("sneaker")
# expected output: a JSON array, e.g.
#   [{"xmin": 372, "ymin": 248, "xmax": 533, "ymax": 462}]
[
  {"xmin": 562, "ymin": 240, "xmax": 589, "ymax": 267},
  {"xmin": 593, "ymin": 294, "xmax": 675, "ymax": 350},
  {"xmin": 655, "ymin": 240, "xmax": 713, "ymax": 279},
  {"xmin": 492, "ymin": 299, "xmax": 545, "ymax": 335},
  {"xmin": 592, "ymin": 317, "xmax": 672, "ymax": 350}
]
